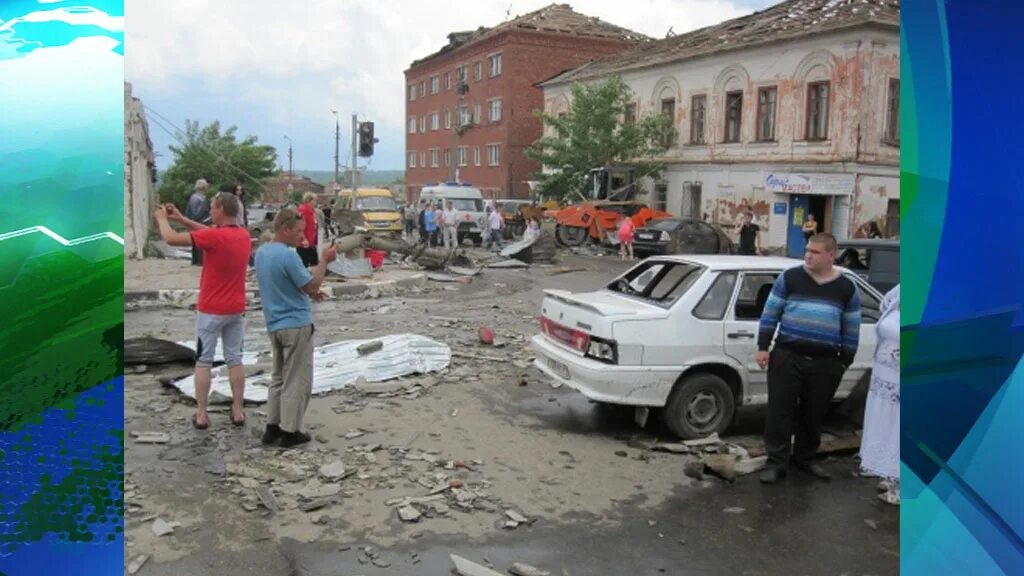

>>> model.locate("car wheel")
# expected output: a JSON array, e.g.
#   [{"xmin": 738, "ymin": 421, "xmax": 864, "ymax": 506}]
[{"xmin": 663, "ymin": 373, "xmax": 735, "ymax": 440}]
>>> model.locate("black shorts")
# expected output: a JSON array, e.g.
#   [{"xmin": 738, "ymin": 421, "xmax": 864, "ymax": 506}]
[{"xmin": 297, "ymin": 246, "xmax": 319, "ymax": 267}]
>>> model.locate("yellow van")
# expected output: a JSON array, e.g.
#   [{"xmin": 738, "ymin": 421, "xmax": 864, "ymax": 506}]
[{"xmin": 332, "ymin": 188, "xmax": 403, "ymax": 236}]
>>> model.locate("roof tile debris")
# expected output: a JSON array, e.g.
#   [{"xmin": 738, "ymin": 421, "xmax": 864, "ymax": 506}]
[
  {"xmin": 410, "ymin": 3, "xmax": 646, "ymax": 69},
  {"xmin": 541, "ymin": 0, "xmax": 900, "ymax": 85}
]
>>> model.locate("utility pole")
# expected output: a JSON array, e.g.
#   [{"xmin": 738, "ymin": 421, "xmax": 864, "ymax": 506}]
[
  {"xmin": 351, "ymin": 113, "xmax": 358, "ymax": 191},
  {"xmin": 331, "ymin": 110, "xmax": 340, "ymax": 187},
  {"xmin": 283, "ymin": 135, "xmax": 293, "ymax": 182}
]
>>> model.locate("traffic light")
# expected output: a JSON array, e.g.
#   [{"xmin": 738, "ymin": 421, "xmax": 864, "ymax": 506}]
[{"xmin": 358, "ymin": 121, "xmax": 375, "ymax": 157}]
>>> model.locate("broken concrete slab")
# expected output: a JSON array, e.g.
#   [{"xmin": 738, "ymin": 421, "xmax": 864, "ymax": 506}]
[
  {"xmin": 505, "ymin": 509, "xmax": 530, "ymax": 524},
  {"xmin": 298, "ymin": 481, "xmax": 342, "ymax": 500},
  {"xmin": 151, "ymin": 517, "xmax": 176, "ymax": 537},
  {"xmin": 447, "ymin": 265, "xmax": 483, "ymax": 277},
  {"xmin": 133, "ymin": 432, "xmax": 171, "ymax": 444},
  {"xmin": 723, "ymin": 507, "xmax": 746, "ymax": 514},
  {"xmin": 684, "ymin": 432, "xmax": 721, "ymax": 447},
  {"xmin": 318, "ymin": 461, "xmax": 347, "ymax": 480},
  {"xmin": 652, "ymin": 442, "xmax": 690, "ymax": 454},
  {"xmin": 509, "ymin": 562, "xmax": 552, "ymax": 576},
  {"xmin": 255, "ymin": 486, "xmax": 278, "ymax": 513},
  {"xmin": 451, "ymin": 553, "xmax": 504, "ymax": 576},
  {"xmin": 398, "ymin": 505, "xmax": 422, "ymax": 522},
  {"xmin": 126, "ymin": 555, "xmax": 150, "ymax": 575},
  {"xmin": 486, "ymin": 259, "xmax": 530, "ymax": 269},
  {"xmin": 352, "ymin": 378, "xmax": 408, "ymax": 395}
]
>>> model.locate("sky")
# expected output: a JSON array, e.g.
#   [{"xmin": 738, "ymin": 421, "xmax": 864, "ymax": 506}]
[{"xmin": 126, "ymin": 0, "xmax": 775, "ymax": 172}]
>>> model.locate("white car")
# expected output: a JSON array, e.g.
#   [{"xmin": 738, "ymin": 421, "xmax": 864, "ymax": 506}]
[{"xmin": 531, "ymin": 255, "xmax": 883, "ymax": 439}]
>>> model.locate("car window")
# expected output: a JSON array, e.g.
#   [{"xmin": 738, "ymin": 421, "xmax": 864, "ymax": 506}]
[
  {"xmin": 649, "ymin": 219, "xmax": 682, "ymax": 231},
  {"xmin": 693, "ymin": 272, "xmax": 737, "ymax": 320},
  {"xmin": 609, "ymin": 260, "xmax": 704, "ymax": 307},
  {"xmin": 451, "ymin": 198, "xmax": 483, "ymax": 212},
  {"xmin": 849, "ymin": 276, "xmax": 881, "ymax": 324},
  {"xmin": 355, "ymin": 196, "xmax": 397, "ymax": 211},
  {"xmin": 734, "ymin": 273, "xmax": 779, "ymax": 320},
  {"xmin": 870, "ymin": 249, "xmax": 899, "ymax": 273}
]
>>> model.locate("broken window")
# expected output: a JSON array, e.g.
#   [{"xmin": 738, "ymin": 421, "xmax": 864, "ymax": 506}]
[
  {"xmin": 690, "ymin": 95, "xmax": 706, "ymax": 144},
  {"xmin": 806, "ymin": 81, "xmax": 830, "ymax": 141},
  {"xmin": 756, "ymin": 87, "xmax": 777, "ymax": 142},
  {"xmin": 693, "ymin": 272, "xmax": 737, "ymax": 320},
  {"xmin": 724, "ymin": 91, "xmax": 742, "ymax": 143},
  {"xmin": 608, "ymin": 261, "xmax": 704, "ymax": 307},
  {"xmin": 660, "ymin": 98, "xmax": 676, "ymax": 147},
  {"xmin": 734, "ymin": 273, "xmax": 778, "ymax": 320},
  {"xmin": 623, "ymin": 102, "xmax": 637, "ymax": 125},
  {"xmin": 885, "ymin": 79, "xmax": 900, "ymax": 144}
]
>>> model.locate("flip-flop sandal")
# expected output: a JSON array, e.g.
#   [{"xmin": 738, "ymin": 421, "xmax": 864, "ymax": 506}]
[
  {"xmin": 231, "ymin": 413, "xmax": 246, "ymax": 427},
  {"xmin": 191, "ymin": 414, "xmax": 209, "ymax": 430}
]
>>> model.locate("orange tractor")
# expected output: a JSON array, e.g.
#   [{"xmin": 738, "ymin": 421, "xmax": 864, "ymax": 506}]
[{"xmin": 547, "ymin": 166, "xmax": 673, "ymax": 247}]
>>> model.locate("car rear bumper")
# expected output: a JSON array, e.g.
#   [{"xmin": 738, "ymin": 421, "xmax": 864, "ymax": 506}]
[
  {"xmin": 632, "ymin": 240, "xmax": 669, "ymax": 254},
  {"xmin": 530, "ymin": 334, "xmax": 679, "ymax": 407}
]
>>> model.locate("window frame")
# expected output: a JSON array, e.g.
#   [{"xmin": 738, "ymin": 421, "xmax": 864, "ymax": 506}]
[
  {"xmin": 408, "ymin": 116, "xmax": 416, "ymax": 134},
  {"xmin": 623, "ymin": 102, "xmax": 637, "ymax": 125},
  {"xmin": 487, "ymin": 144, "xmax": 500, "ymax": 166},
  {"xmin": 444, "ymin": 72, "xmax": 452, "ymax": 91},
  {"xmin": 724, "ymin": 91, "xmax": 743, "ymax": 143},
  {"xmin": 690, "ymin": 94, "xmax": 706, "ymax": 144},
  {"xmin": 408, "ymin": 84, "xmax": 417, "ymax": 102},
  {"xmin": 756, "ymin": 86, "xmax": 778, "ymax": 142},
  {"xmin": 489, "ymin": 98, "xmax": 503, "ymax": 122},
  {"xmin": 408, "ymin": 150, "xmax": 417, "ymax": 169},
  {"xmin": 884, "ymin": 78, "xmax": 900, "ymax": 145},
  {"xmin": 692, "ymin": 271, "xmax": 738, "ymax": 321},
  {"xmin": 489, "ymin": 53, "xmax": 503, "ymax": 77},
  {"xmin": 430, "ymin": 148, "xmax": 439, "ymax": 168},
  {"xmin": 457, "ymin": 146, "xmax": 468, "ymax": 167},
  {"xmin": 660, "ymin": 97, "xmax": 676, "ymax": 147},
  {"xmin": 430, "ymin": 75, "xmax": 439, "ymax": 95},
  {"xmin": 473, "ymin": 146, "xmax": 481, "ymax": 167},
  {"xmin": 806, "ymin": 81, "xmax": 831, "ymax": 141},
  {"xmin": 474, "ymin": 61, "xmax": 482, "ymax": 81}
]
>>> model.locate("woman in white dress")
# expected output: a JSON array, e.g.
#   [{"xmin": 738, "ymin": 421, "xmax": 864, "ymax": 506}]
[{"xmin": 860, "ymin": 284, "xmax": 900, "ymax": 504}]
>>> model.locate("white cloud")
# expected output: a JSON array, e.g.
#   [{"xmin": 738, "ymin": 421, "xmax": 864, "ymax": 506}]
[{"xmin": 126, "ymin": 1, "xmax": 758, "ymax": 168}]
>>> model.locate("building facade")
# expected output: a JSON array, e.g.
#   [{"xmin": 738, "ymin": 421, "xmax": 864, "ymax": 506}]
[
  {"xmin": 540, "ymin": 0, "xmax": 900, "ymax": 256},
  {"xmin": 404, "ymin": 4, "xmax": 643, "ymax": 203}
]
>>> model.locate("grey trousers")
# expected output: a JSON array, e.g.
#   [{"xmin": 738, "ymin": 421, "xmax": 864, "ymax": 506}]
[{"xmin": 267, "ymin": 324, "xmax": 314, "ymax": 433}]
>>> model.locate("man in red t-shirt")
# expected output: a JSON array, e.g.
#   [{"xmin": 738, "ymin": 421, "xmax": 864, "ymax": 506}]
[
  {"xmin": 296, "ymin": 192, "xmax": 319, "ymax": 267},
  {"xmin": 154, "ymin": 192, "xmax": 252, "ymax": 430}
]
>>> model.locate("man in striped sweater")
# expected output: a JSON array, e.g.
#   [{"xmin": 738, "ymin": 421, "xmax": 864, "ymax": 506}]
[{"xmin": 755, "ymin": 233, "xmax": 861, "ymax": 484}]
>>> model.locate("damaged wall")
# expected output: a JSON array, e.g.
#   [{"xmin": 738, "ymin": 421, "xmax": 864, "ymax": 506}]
[
  {"xmin": 541, "ymin": 24, "xmax": 900, "ymax": 251},
  {"xmin": 124, "ymin": 82, "xmax": 158, "ymax": 259}
]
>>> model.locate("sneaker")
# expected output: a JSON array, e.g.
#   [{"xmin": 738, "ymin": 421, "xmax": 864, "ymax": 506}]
[
  {"xmin": 279, "ymin": 430, "xmax": 311, "ymax": 448},
  {"xmin": 261, "ymin": 423, "xmax": 282, "ymax": 445},
  {"xmin": 759, "ymin": 467, "xmax": 786, "ymax": 484}
]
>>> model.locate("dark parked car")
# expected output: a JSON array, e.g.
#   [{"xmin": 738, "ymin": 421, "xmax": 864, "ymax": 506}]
[
  {"xmin": 633, "ymin": 218, "xmax": 733, "ymax": 257},
  {"xmin": 835, "ymin": 238, "xmax": 899, "ymax": 293}
]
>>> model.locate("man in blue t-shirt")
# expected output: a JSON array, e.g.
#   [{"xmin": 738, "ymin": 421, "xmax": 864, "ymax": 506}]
[
  {"xmin": 423, "ymin": 202, "xmax": 438, "ymax": 247},
  {"xmin": 254, "ymin": 207, "xmax": 337, "ymax": 447}
]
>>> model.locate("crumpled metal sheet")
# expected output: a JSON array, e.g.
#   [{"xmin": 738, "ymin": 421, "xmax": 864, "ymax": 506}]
[{"xmin": 171, "ymin": 334, "xmax": 451, "ymax": 403}]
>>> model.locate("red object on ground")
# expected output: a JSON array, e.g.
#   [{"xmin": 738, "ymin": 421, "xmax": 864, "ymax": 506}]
[
  {"xmin": 366, "ymin": 249, "xmax": 386, "ymax": 269},
  {"xmin": 478, "ymin": 326, "xmax": 495, "ymax": 345}
]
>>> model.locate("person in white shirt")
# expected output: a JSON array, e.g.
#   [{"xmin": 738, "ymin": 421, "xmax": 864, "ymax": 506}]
[
  {"xmin": 524, "ymin": 217, "xmax": 540, "ymax": 241},
  {"xmin": 486, "ymin": 206, "xmax": 504, "ymax": 250},
  {"xmin": 441, "ymin": 201, "xmax": 459, "ymax": 249}
]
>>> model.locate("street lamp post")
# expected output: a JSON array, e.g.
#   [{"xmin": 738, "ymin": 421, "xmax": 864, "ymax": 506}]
[
  {"xmin": 331, "ymin": 109, "xmax": 340, "ymax": 187},
  {"xmin": 283, "ymin": 135, "xmax": 293, "ymax": 182}
]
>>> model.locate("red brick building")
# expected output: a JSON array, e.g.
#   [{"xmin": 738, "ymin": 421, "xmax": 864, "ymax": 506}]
[{"xmin": 404, "ymin": 4, "xmax": 644, "ymax": 202}]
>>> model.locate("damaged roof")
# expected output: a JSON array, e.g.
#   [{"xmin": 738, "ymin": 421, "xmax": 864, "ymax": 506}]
[
  {"xmin": 540, "ymin": 0, "xmax": 900, "ymax": 86},
  {"xmin": 409, "ymin": 3, "xmax": 647, "ymax": 70}
]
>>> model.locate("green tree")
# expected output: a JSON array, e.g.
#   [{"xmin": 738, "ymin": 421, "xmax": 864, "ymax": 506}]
[
  {"xmin": 159, "ymin": 120, "xmax": 278, "ymax": 208},
  {"xmin": 526, "ymin": 76, "xmax": 676, "ymax": 203}
]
